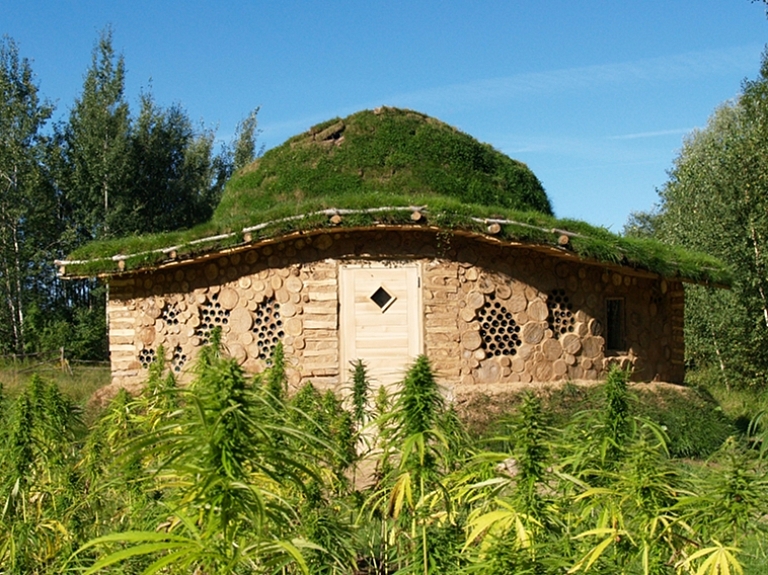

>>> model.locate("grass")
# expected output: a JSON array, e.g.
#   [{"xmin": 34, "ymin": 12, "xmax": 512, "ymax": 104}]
[
  {"xmin": 686, "ymin": 365, "xmax": 768, "ymax": 433},
  {"xmin": 0, "ymin": 359, "xmax": 110, "ymax": 408},
  {"xmin": 458, "ymin": 379, "xmax": 739, "ymax": 458},
  {"xmin": 60, "ymin": 107, "xmax": 732, "ymax": 285}
]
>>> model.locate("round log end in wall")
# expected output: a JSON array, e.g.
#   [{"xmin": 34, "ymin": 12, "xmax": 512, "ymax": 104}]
[
  {"xmin": 561, "ymin": 333, "xmax": 582, "ymax": 355},
  {"xmin": 478, "ymin": 275, "xmax": 495, "ymax": 294},
  {"xmin": 227, "ymin": 343, "xmax": 247, "ymax": 365},
  {"xmin": 555, "ymin": 262, "xmax": 570, "ymax": 278},
  {"xmin": 270, "ymin": 275, "xmax": 284, "ymax": 291},
  {"xmin": 581, "ymin": 336, "xmax": 604, "ymax": 359},
  {"xmin": 281, "ymin": 302, "xmax": 297, "ymax": 318},
  {"xmin": 588, "ymin": 318, "xmax": 603, "ymax": 337},
  {"xmin": 507, "ymin": 293, "xmax": 527, "ymax": 314},
  {"xmin": 204, "ymin": 263, "xmax": 219, "ymax": 281},
  {"xmin": 466, "ymin": 291, "xmax": 485, "ymax": 311},
  {"xmin": 138, "ymin": 326, "xmax": 155, "ymax": 346},
  {"xmin": 495, "ymin": 284, "xmax": 512, "ymax": 300},
  {"xmin": 461, "ymin": 330, "xmax": 483, "ymax": 351},
  {"xmin": 527, "ymin": 299, "xmax": 549, "ymax": 322},
  {"xmin": 534, "ymin": 361, "xmax": 553, "ymax": 381},
  {"xmin": 239, "ymin": 331, "xmax": 254, "ymax": 345},
  {"xmin": 521, "ymin": 322, "xmax": 546, "ymax": 345},
  {"xmin": 464, "ymin": 268, "xmax": 479, "ymax": 281},
  {"xmin": 511, "ymin": 357, "xmax": 526, "ymax": 373},
  {"xmin": 229, "ymin": 307, "xmax": 253, "ymax": 334},
  {"xmin": 517, "ymin": 343, "xmax": 534, "ymax": 360},
  {"xmin": 553, "ymin": 359, "xmax": 568, "ymax": 377},
  {"xmin": 542, "ymin": 338, "xmax": 563, "ymax": 361},
  {"xmin": 218, "ymin": 287, "xmax": 239, "ymax": 310},
  {"xmin": 275, "ymin": 289, "xmax": 291, "ymax": 304},
  {"xmin": 315, "ymin": 234, "xmax": 333, "ymax": 251},
  {"xmin": 285, "ymin": 275, "xmax": 303, "ymax": 293},
  {"xmin": 459, "ymin": 306, "xmax": 476, "ymax": 323},
  {"xmin": 284, "ymin": 317, "xmax": 303, "ymax": 336},
  {"xmin": 145, "ymin": 304, "xmax": 163, "ymax": 321}
]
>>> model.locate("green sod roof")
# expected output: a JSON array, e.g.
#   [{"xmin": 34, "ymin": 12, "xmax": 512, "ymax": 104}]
[{"xmin": 58, "ymin": 107, "xmax": 731, "ymax": 285}]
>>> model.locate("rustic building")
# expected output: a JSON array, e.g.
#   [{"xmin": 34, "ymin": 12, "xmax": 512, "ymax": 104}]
[{"xmin": 58, "ymin": 108, "xmax": 728, "ymax": 396}]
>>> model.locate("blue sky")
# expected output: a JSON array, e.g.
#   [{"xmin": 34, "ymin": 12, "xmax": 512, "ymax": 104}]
[{"xmin": 4, "ymin": 1, "xmax": 767, "ymax": 231}]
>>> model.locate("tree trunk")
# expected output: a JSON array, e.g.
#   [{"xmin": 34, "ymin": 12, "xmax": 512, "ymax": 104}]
[{"xmin": 749, "ymin": 223, "xmax": 768, "ymax": 329}]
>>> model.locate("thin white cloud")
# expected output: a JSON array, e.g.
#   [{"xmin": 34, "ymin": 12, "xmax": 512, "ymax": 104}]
[
  {"xmin": 609, "ymin": 128, "xmax": 693, "ymax": 140},
  {"xmin": 259, "ymin": 45, "xmax": 760, "ymax": 149},
  {"xmin": 383, "ymin": 45, "xmax": 760, "ymax": 111}
]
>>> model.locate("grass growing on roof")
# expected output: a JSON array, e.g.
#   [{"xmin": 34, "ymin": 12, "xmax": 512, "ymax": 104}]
[{"xmin": 61, "ymin": 107, "xmax": 732, "ymax": 285}]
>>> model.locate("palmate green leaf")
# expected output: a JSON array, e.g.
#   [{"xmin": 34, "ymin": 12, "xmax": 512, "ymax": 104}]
[
  {"xmin": 464, "ymin": 499, "xmax": 536, "ymax": 551},
  {"xmin": 677, "ymin": 541, "xmax": 744, "ymax": 575}
]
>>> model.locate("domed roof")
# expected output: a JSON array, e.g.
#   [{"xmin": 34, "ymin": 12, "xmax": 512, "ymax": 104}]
[
  {"xmin": 212, "ymin": 107, "xmax": 552, "ymax": 224},
  {"xmin": 58, "ymin": 108, "xmax": 730, "ymax": 286}
]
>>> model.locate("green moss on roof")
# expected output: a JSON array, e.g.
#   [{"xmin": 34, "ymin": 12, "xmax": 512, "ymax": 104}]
[
  {"xmin": 214, "ymin": 107, "xmax": 552, "ymax": 224},
  {"xmin": 59, "ymin": 108, "xmax": 732, "ymax": 286}
]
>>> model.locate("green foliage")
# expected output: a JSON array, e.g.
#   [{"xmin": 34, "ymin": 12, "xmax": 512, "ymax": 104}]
[
  {"xmin": 218, "ymin": 107, "xmax": 552, "ymax": 219},
  {"xmin": 0, "ymin": 36, "xmax": 57, "ymax": 354},
  {"xmin": 634, "ymin": 385, "xmax": 736, "ymax": 459},
  {"xmin": 601, "ymin": 365, "xmax": 633, "ymax": 465},
  {"xmin": 635, "ymin": 51, "xmax": 768, "ymax": 387},
  {"xmin": 264, "ymin": 340, "xmax": 287, "ymax": 407},
  {"xmin": 1, "ymin": 352, "xmax": 766, "ymax": 574},
  {"xmin": 350, "ymin": 359, "xmax": 370, "ymax": 427}
]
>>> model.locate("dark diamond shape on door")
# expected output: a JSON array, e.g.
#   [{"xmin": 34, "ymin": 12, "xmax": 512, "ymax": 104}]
[{"xmin": 370, "ymin": 286, "xmax": 396, "ymax": 311}]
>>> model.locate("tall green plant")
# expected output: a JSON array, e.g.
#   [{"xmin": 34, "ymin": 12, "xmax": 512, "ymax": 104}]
[
  {"xmin": 75, "ymin": 339, "xmax": 329, "ymax": 573},
  {"xmin": 350, "ymin": 359, "xmax": 371, "ymax": 428}
]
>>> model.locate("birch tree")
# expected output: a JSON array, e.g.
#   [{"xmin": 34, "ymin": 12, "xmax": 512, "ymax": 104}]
[
  {"xmin": 0, "ymin": 37, "xmax": 55, "ymax": 354},
  {"xmin": 648, "ymin": 52, "xmax": 768, "ymax": 386}
]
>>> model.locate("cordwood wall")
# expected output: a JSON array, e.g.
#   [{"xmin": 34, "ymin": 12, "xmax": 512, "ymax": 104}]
[{"xmin": 106, "ymin": 228, "xmax": 685, "ymax": 394}]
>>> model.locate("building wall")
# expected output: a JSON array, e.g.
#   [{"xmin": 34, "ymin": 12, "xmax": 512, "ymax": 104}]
[{"xmin": 107, "ymin": 229, "xmax": 685, "ymax": 392}]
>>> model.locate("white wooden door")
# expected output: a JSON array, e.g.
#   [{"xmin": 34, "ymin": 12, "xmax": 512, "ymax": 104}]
[{"xmin": 339, "ymin": 264, "xmax": 422, "ymax": 388}]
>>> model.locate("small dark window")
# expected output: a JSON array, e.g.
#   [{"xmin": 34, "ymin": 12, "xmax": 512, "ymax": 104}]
[
  {"xmin": 370, "ymin": 286, "xmax": 396, "ymax": 311},
  {"xmin": 606, "ymin": 298, "xmax": 625, "ymax": 351}
]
